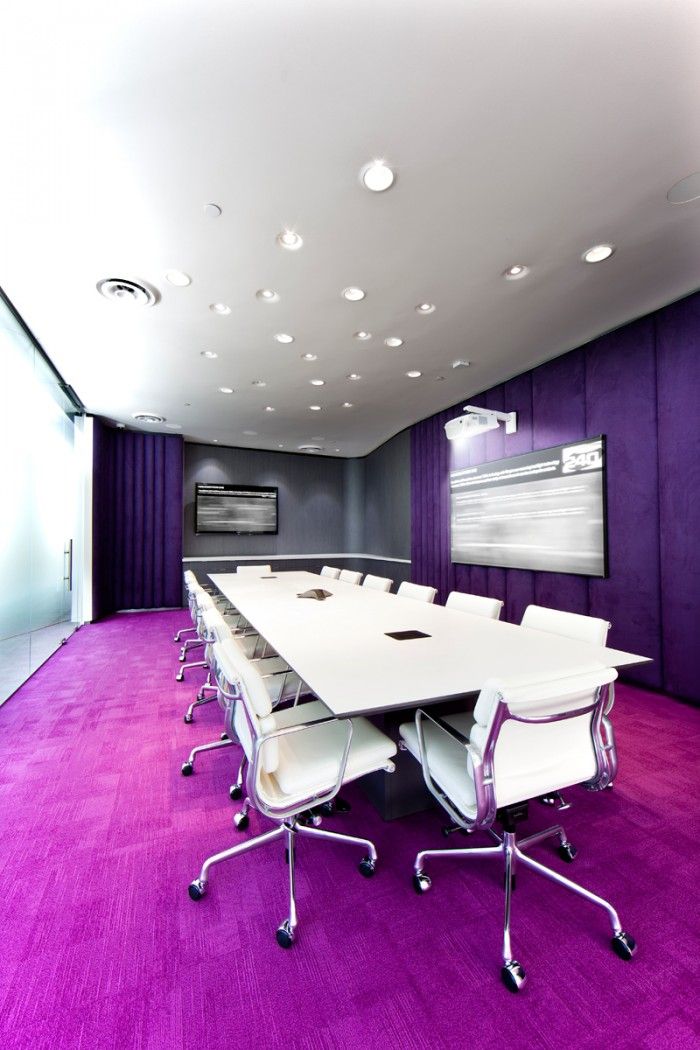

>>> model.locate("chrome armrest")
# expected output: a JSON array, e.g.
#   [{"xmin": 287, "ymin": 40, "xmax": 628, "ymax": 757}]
[
  {"xmin": 249, "ymin": 716, "xmax": 354, "ymax": 821},
  {"xmin": 413, "ymin": 708, "xmax": 481, "ymax": 831}
]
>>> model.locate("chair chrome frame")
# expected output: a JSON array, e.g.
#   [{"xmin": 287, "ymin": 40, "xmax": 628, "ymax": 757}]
[
  {"xmin": 188, "ymin": 703, "xmax": 392, "ymax": 946},
  {"xmin": 410, "ymin": 680, "xmax": 635, "ymax": 991}
]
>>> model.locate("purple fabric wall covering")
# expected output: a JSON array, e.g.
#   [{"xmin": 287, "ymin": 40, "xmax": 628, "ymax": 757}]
[
  {"xmin": 410, "ymin": 290, "xmax": 700, "ymax": 702},
  {"xmin": 92, "ymin": 420, "xmax": 183, "ymax": 618}
]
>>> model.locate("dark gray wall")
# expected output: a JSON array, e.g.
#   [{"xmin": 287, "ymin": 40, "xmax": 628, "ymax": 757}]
[
  {"xmin": 185, "ymin": 444, "xmax": 346, "ymax": 557},
  {"xmin": 183, "ymin": 431, "xmax": 412, "ymax": 586},
  {"xmin": 363, "ymin": 429, "xmax": 411, "ymax": 559}
]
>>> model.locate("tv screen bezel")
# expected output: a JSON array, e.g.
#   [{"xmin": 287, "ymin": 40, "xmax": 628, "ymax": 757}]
[
  {"xmin": 195, "ymin": 482, "xmax": 279, "ymax": 536},
  {"xmin": 448, "ymin": 434, "xmax": 609, "ymax": 578}
]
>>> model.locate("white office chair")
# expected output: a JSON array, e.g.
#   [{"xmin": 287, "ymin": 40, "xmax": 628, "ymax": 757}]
[
  {"xmin": 338, "ymin": 569, "xmax": 362, "ymax": 585},
  {"xmin": 400, "ymin": 666, "xmax": 635, "ymax": 991},
  {"xmin": 181, "ymin": 617, "xmax": 303, "ymax": 779},
  {"xmin": 397, "ymin": 581, "xmax": 437, "ymax": 604},
  {"xmin": 174, "ymin": 570, "xmax": 200, "ymax": 643},
  {"xmin": 236, "ymin": 564, "xmax": 272, "ymax": 576},
  {"xmin": 188, "ymin": 638, "xmax": 397, "ymax": 948},
  {"xmin": 446, "ymin": 590, "xmax": 503, "ymax": 620},
  {"xmin": 320, "ymin": 565, "xmax": 341, "ymax": 579},
  {"xmin": 521, "ymin": 604, "xmax": 610, "ymax": 645},
  {"xmin": 362, "ymin": 574, "xmax": 393, "ymax": 592},
  {"xmin": 521, "ymin": 605, "xmax": 614, "ymax": 796}
]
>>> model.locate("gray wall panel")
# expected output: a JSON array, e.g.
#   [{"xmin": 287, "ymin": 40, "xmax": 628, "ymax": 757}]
[{"xmin": 363, "ymin": 429, "xmax": 411, "ymax": 559}]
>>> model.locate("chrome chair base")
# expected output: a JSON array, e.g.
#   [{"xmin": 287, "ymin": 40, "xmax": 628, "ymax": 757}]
[
  {"xmin": 174, "ymin": 625, "xmax": 197, "ymax": 643},
  {"xmin": 413, "ymin": 829, "xmax": 635, "ymax": 991},
  {"xmin": 188, "ymin": 815, "xmax": 378, "ymax": 946},
  {"xmin": 181, "ymin": 736, "xmax": 235, "ymax": 776},
  {"xmin": 176, "ymin": 659, "xmax": 207, "ymax": 682}
]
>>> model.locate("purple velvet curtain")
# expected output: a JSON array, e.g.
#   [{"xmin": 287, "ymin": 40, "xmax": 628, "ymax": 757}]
[
  {"xmin": 411, "ymin": 291, "xmax": 700, "ymax": 703},
  {"xmin": 92, "ymin": 421, "xmax": 183, "ymax": 619}
]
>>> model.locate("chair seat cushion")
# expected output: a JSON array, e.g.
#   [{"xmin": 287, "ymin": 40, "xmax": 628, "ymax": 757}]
[
  {"xmin": 400, "ymin": 712, "xmax": 478, "ymax": 819},
  {"xmin": 267, "ymin": 715, "xmax": 397, "ymax": 804}
]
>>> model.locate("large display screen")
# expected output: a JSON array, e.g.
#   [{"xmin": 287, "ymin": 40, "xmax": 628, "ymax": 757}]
[
  {"xmin": 195, "ymin": 483, "xmax": 278, "ymax": 534},
  {"xmin": 450, "ymin": 436, "xmax": 607, "ymax": 576}
]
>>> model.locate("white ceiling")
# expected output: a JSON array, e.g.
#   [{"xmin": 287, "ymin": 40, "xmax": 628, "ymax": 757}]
[{"xmin": 1, "ymin": 0, "xmax": 699, "ymax": 457}]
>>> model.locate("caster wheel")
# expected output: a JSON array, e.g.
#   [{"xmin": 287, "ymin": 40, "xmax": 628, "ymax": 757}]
[
  {"xmin": 220, "ymin": 733, "xmax": 229, "ymax": 741},
  {"xmin": 188, "ymin": 879, "xmax": 206, "ymax": 901},
  {"xmin": 413, "ymin": 871, "xmax": 432, "ymax": 894},
  {"xmin": 179, "ymin": 653, "xmax": 186, "ymax": 663},
  {"xmin": 611, "ymin": 931, "xmax": 637, "ymax": 960},
  {"xmin": 558, "ymin": 841, "xmax": 578, "ymax": 863},
  {"xmin": 176, "ymin": 673, "xmax": 184, "ymax": 683},
  {"xmin": 183, "ymin": 713, "xmax": 193, "ymax": 724},
  {"xmin": 358, "ymin": 856, "xmax": 376, "ymax": 878},
  {"xmin": 275, "ymin": 920, "xmax": 295, "ymax": 948},
  {"xmin": 441, "ymin": 824, "xmax": 455, "ymax": 838},
  {"xmin": 234, "ymin": 812, "xmax": 249, "ymax": 831},
  {"xmin": 334, "ymin": 797, "xmax": 351, "ymax": 813},
  {"xmin": 501, "ymin": 960, "xmax": 527, "ymax": 993},
  {"xmin": 181, "ymin": 762, "xmax": 194, "ymax": 776},
  {"xmin": 539, "ymin": 794, "xmax": 556, "ymax": 806},
  {"xmin": 229, "ymin": 785, "xmax": 243, "ymax": 801}
]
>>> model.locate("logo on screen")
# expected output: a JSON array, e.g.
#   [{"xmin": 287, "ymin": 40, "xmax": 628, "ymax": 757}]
[{"xmin": 562, "ymin": 441, "xmax": 603, "ymax": 474}]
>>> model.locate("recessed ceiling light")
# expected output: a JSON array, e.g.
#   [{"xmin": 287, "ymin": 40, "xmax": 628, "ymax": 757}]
[
  {"xmin": 342, "ymin": 287, "xmax": 365, "ymax": 302},
  {"xmin": 335, "ymin": 448, "xmax": 340, "ymax": 452},
  {"xmin": 435, "ymin": 375, "xmax": 446, "ymax": 381},
  {"xmin": 165, "ymin": 270, "xmax": 192, "ymax": 287},
  {"xmin": 243, "ymin": 430, "xmax": 258, "ymax": 436},
  {"xmin": 165, "ymin": 422, "xmax": 183, "ymax": 430},
  {"xmin": 342, "ymin": 402, "xmax": 353, "ymax": 408},
  {"xmin": 667, "ymin": 172, "xmax": 700, "ymax": 204},
  {"xmin": 264, "ymin": 406, "xmax": 275, "ymax": 412},
  {"xmin": 415, "ymin": 302, "xmax": 435, "ymax": 314},
  {"xmin": 452, "ymin": 359, "xmax": 470, "ymax": 369},
  {"xmin": 347, "ymin": 373, "xmax": 361, "ymax": 381},
  {"xmin": 384, "ymin": 337, "xmax": 404, "ymax": 348},
  {"xmin": 256, "ymin": 288, "xmax": 279, "ymax": 302},
  {"xmin": 204, "ymin": 203, "xmax": 222, "ymax": 218},
  {"xmin": 251, "ymin": 380, "xmax": 266, "ymax": 387},
  {"xmin": 301, "ymin": 352, "xmax": 318, "ymax": 361},
  {"xmin": 278, "ymin": 444, "xmax": 284, "ymax": 448},
  {"xmin": 360, "ymin": 160, "xmax": 395, "ymax": 192},
  {"xmin": 212, "ymin": 438, "xmax": 218, "ymax": 443},
  {"xmin": 218, "ymin": 386, "xmax": 234, "ymax": 394},
  {"xmin": 406, "ymin": 370, "xmax": 422, "ymax": 378},
  {"xmin": 310, "ymin": 379, "xmax": 325, "ymax": 386},
  {"xmin": 277, "ymin": 229, "xmax": 303, "ymax": 251},
  {"xmin": 354, "ymin": 331, "xmax": 372, "ymax": 341},
  {"xmin": 132, "ymin": 412, "xmax": 165, "ymax": 423},
  {"xmin": 299, "ymin": 444, "xmax": 323, "ymax": 452},
  {"xmin": 582, "ymin": 244, "xmax": 615, "ymax": 264},
  {"xmin": 200, "ymin": 350, "xmax": 218, "ymax": 359},
  {"xmin": 210, "ymin": 303, "xmax": 231, "ymax": 315},
  {"xmin": 275, "ymin": 333, "xmax": 294, "ymax": 344},
  {"xmin": 309, "ymin": 405, "xmax": 322, "ymax": 411},
  {"xmin": 502, "ymin": 264, "xmax": 529, "ymax": 280}
]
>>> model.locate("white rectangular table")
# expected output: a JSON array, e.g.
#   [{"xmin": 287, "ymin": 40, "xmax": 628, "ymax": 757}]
[{"xmin": 210, "ymin": 571, "xmax": 650, "ymax": 718}]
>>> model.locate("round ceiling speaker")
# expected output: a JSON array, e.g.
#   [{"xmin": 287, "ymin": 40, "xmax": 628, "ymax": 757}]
[{"xmin": 96, "ymin": 278, "xmax": 158, "ymax": 306}]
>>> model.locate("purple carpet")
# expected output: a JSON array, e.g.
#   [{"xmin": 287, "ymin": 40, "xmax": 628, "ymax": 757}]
[{"xmin": 1, "ymin": 611, "xmax": 698, "ymax": 1050}]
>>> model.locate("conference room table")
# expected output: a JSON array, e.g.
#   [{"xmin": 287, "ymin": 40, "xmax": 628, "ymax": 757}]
[{"xmin": 210, "ymin": 570, "xmax": 650, "ymax": 817}]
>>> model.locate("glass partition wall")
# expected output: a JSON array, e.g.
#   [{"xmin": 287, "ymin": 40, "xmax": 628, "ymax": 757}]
[{"xmin": 0, "ymin": 291, "xmax": 84, "ymax": 703}]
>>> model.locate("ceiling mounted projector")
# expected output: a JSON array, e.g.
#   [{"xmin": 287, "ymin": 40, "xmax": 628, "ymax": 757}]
[{"xmin": 444, "ymin": 404, "xmax": 517, "ymax": 441}]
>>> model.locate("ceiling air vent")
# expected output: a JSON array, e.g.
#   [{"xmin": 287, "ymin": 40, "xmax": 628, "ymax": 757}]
[
  {"xmin": 298, "ymin": 444, "xmax": 324, "ymax": 453},
  {"xmin": 132, "ymin": 412, "xmax": 166, "ymax": 424},
  {"xmin": 96, "ymin": 278, "xmax": 158, "ymax": 306}
]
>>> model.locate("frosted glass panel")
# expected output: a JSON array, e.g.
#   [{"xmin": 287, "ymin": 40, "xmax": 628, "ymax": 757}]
[{"xmin": 0, "ymin": 293, "xmax": 80, "ymax": 701}]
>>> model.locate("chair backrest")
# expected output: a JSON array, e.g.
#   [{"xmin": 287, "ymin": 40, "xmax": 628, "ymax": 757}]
[
  {"xmin": 521, "ymin": 605, "xmax": 610, "ymax": 645},
  {"xmin": 362, "ymin": 574, "xmax": 393, "ymax": 593},
  {"xmin": 339, "ymin": 569, "xmax": 362, "ymax": 585},
  {"xmin": 236, "ymin": 564, "xmax": 272, "ymax": 576},
  {"xmin": 320, "ymin": 565, "xmax": 341, "ymax": 579},
  {"xmin": 445, "ymin": 590, "xmax": 503, "ymax": 619},
  {"xmin": 397, "ymin": 581, "xmax": 437, "ymax": 604},
  {"xmin": 468, "ymin": 666, "xmax": 617, "ymax": 814},
  {"xmin": 213, "ymin": 639, "xmax": 280, "ymax": 774}
]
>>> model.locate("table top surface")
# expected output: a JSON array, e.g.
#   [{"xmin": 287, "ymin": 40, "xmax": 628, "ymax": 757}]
[{"xmin": 210, "ymin": 571, "xmax": 651, "ymax": 718}]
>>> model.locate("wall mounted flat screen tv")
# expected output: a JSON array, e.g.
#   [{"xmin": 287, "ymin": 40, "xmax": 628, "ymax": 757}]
[
  {"xmin": 195, "ymin": 483, "xmax": 278, "ymax": 534},
  {"xmin": 450, "ymin": 436, "xmax": 607, "ymax": 576}
]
